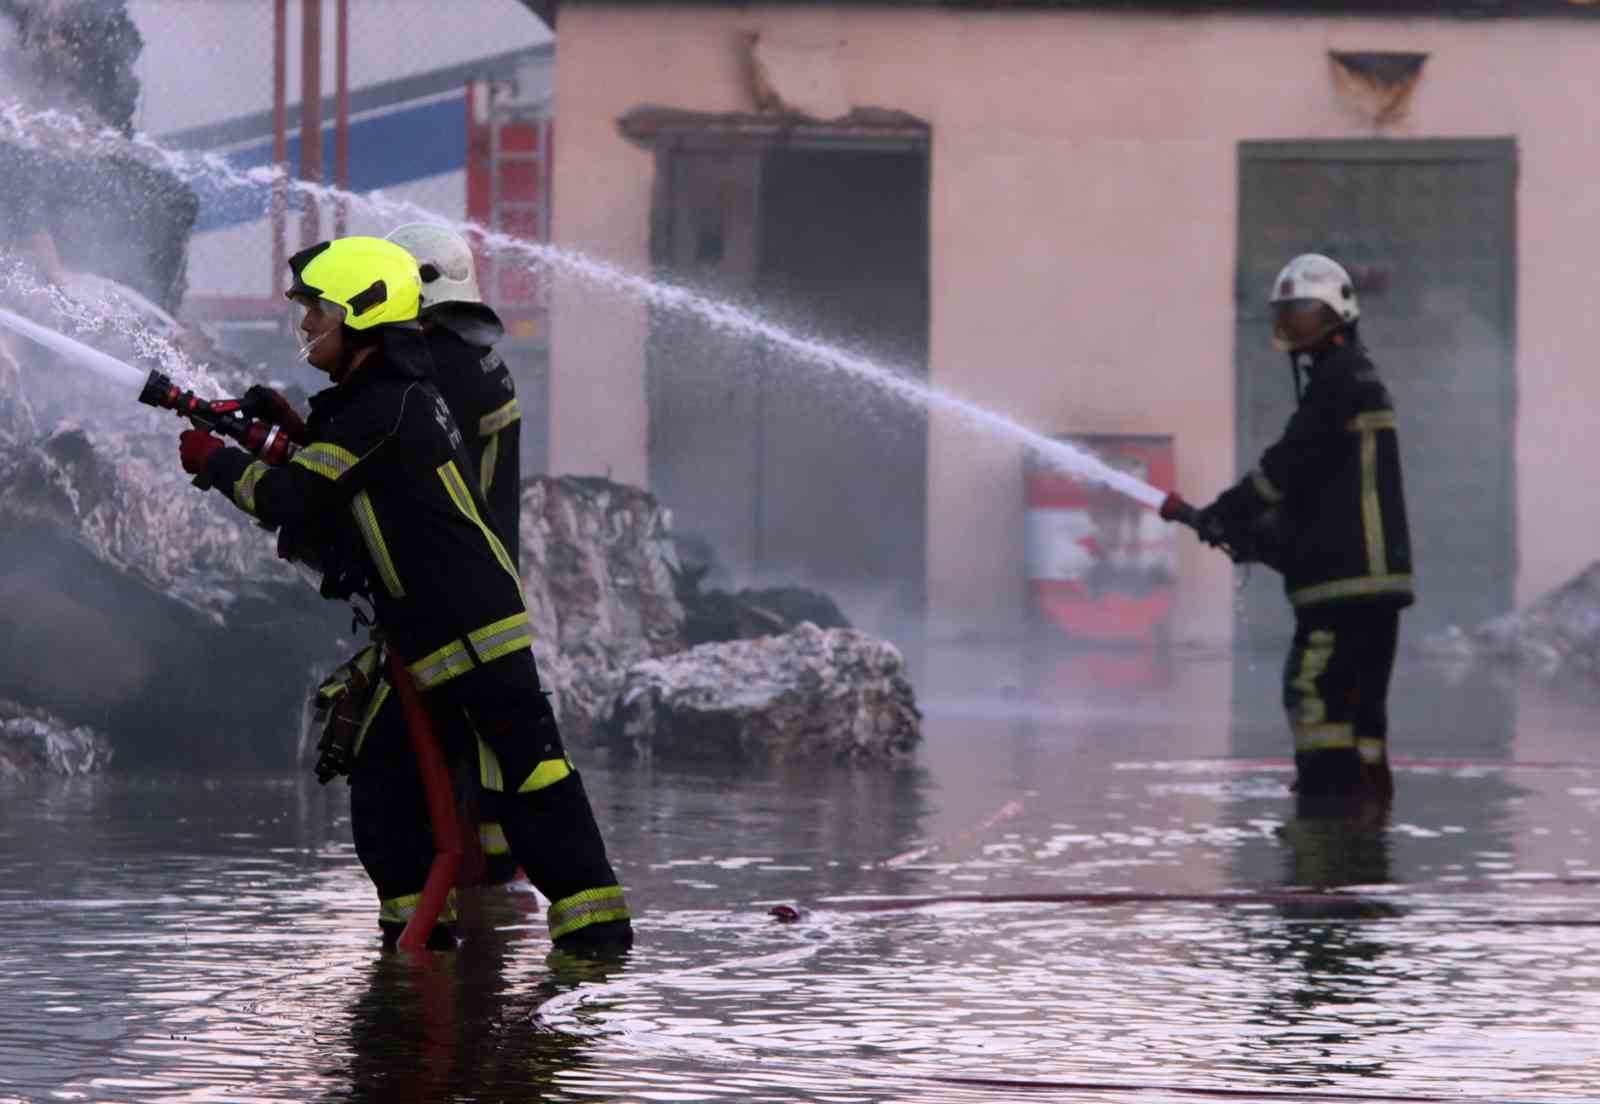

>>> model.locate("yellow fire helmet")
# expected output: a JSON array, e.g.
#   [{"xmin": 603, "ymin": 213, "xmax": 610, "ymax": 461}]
[{"xmin": 285, "ymin": 236, "xmax": 422, "ymax": 331}]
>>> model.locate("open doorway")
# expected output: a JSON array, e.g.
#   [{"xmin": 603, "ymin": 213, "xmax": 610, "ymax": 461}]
[{"xmin": 633, "ymin": 112, "xmax": 931, "ymax": 635}]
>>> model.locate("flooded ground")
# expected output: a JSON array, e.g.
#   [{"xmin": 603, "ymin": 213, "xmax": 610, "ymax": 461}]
[{"xmin": 3, "ymin": 643, "xmax": 1599, "ymax": 1102}]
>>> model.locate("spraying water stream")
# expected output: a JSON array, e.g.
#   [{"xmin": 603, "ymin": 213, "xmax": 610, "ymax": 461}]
[
  {"xmin": 0, "ymin": 102, "xmax": 1167, "ymax": 510},
  {"xmin": 0, "ymin": 303, "xmax": 142, "ymax": 388},
  {"xmin": 0, "ymin": 255, "xmax": 223, "ymax": 396}
]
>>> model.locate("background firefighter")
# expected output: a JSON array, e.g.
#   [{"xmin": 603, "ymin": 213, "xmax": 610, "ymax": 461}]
[
  {"xmin": 323, "ymin": 223, "xmax": 529, "ymax": 898},
  {"xmin": 1180, "ymin": 253, "xmax": 1413, "ymax": 803},
  {"xmin": 177, "ymin": 236, "xmax": 632, "ymax": 955}
]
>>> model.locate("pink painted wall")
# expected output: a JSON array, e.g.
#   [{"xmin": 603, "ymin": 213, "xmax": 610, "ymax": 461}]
[{"xmin": 550, "ymin": 5, "xmax": 1600, "ymax": 642}]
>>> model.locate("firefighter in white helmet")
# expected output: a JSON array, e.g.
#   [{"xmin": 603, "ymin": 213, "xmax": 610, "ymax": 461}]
[
  {"xmin": 385, "ymin": 223, "xmax": 521, "ymax": 550},
  {"xmin": 1186, "ymin": 253, "xmax": 1414, "ymax": 804},
  {"xmin": 357, "ymin": 223, "xmax": 525, "ymax": 892}
]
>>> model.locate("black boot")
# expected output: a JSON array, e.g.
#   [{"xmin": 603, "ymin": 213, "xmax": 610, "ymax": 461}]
[{"xmin": 1293, "ymin": 748, "xmax": 1364, "ymax": 799}]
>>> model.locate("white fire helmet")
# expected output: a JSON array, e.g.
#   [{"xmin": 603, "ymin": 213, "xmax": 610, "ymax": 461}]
[
  {"xmin": 1269, "ymin": 253, "xmax": 1359, "ymax": 324},
  {"xmin": 385, "ymin": 223, "xmax": 482, "ymax": 307}
]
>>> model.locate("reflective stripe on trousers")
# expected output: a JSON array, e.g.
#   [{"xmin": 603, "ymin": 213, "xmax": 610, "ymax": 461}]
[
  {"xmin": 477, "ymin": 741, "xmax": 572, "ymax": 795},
  {"xmin": 1293, "ymin": 723, "xmax": 1354, "ymax": 754},
  {"xmin": 1289, "ymin": 629, "xmax": 1335, "ymax": 728},
  {"xmin": 547, "ymin": 885, "xmax": 630, "ymax": 942},
  {"xmin": 480, "ymin": 822, "xmax": 510, "ymax": 857},
  {"xmin": 379, "ymin": 887, "xmax": 459, "ymax": 926},
  {"xmin": 1293, "ymin": 730, "xmax": 1388, "ymax": 765}
]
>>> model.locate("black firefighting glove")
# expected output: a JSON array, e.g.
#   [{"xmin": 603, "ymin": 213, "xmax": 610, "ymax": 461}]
[
  {"xmin": 242, "ymin": 385, "xmax": 309, "ymax": 445},
  {"xmin": 1192, "ymin": 505, "xmax": 1231, "ymax": 553}
]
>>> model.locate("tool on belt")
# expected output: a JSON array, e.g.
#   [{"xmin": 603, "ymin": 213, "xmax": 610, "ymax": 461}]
[{"xmin": 310, "ymin": 643, "xmax": 382, "ymax": 784}]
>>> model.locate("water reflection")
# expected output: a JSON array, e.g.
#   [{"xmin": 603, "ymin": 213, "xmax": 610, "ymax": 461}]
[
  {"xmin": 337, "ymin": 908, "xmax": 612, "ymax": 1102},
  {"xmin": 4, "ymin": 650, "xmax": 1600, "ymax": 1101}
]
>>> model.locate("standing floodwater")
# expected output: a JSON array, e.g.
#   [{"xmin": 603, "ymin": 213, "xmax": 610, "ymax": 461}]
[{"xmin": 3, "ymin": 645, "xmax": 1598, "ymax": 1103}]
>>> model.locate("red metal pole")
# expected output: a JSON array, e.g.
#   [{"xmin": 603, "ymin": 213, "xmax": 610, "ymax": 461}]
[
  {"xmin": 334, "ymin": 0, "xmax": 349, "ymax": 236},
  {"xmin": 299, "ymin": 0, "xmax": 323, "ymax": 247},
  {"xmin": 271, "ymin": 0, "xmax": 287, "ymax": 297},
  {"xmin": 386, "ymin": 651, "xmax": 461, "ymax": 953}
]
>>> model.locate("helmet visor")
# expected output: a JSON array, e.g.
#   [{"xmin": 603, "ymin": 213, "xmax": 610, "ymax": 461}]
[
  {"xmin": 288, "ymin": 296, "xmax": 346, "ymax": 361},
  {"xmin": 1272, "ymin": 299, "xmax": 1339, "ymax": 353}
]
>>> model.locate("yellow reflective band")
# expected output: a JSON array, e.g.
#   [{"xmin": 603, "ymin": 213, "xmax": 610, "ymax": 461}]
[
  {"xmin": 479, "ymin": 822, "xmax": 510, "ymax": 856},
  {"xmin": 516, "ymin": 756, "xmax": 573, "ymax": 794},
  {"xmin": 1291, "ymin": 575, "xmax": 1415, "ymax": 607},
  {"xmin": 379, "ymin": 891, "xmax": 419, "ymax": 925},
  {"xmin": 353, "ymin": 644, "xmax": 380, "ymax": 680},
  {"xmin": 1358, "ymin": 423, "xmax": 1388, "ymax": 577},
  {"xmin": 233, "ymin": 460, "xmax": 271, "ymax": 516},
  {"xmin": 1358, "ymin": 737, "xmax": 1388, "ymax": 765},
  {"xmin": 407, "ymin": 611, "xmax": 532, "ymax": 689},
  {"xmin": 468, "ymin": 610, "xmax": 533, "ymax": 664},
  {"xmin": 1250, "ymin": 467, "xmax": 1284, "ymax": 504},
  {"xmin": 478, "ymin": 397, "xmax": 521, "ymax": 438},
  {"xmin": 477, "ymin": 735, "xmax": 505, "ymax": 792},
  {"xmin": 1294, "ymin": 723, "xmax": 1356, "ymax": 753},
  {"xmin": 436, "ymin": 460, "xmax": 519, "ymax": 587},
  {"xmin": 351, "ymin": 490, "xmax": 405, "ymax": 598},
  {"xmin": 413, "ymin": 642, "xmax": 472, "ymax": 690},
  {"xmin": 379, "ymin": 888, "xmax": 459, "ymax": 926},
  {"xmin": 290, "ymin": 440, "xmax": 358, "ymax": 481},
  {"xmin": 353, "ymin": 678, "xmax": 391, "ymax": 760},
  {"xmin": 1290, "ymin": 629, "xmax": 1335, "ymax": 727},
  {"xmin": 547, "ymin": 885, "xmax": 630, "ymax": 942},
  {"xmin": 316, "ymin": 645, "xmax": 382, "ymax": 707},
  {"xmin": 1347, "ymin": 411, "xmax": 1397, "ymax": 432},
  {"xmin": 479, "ymin": 430, "xmax": 500, "ymax": 500}
]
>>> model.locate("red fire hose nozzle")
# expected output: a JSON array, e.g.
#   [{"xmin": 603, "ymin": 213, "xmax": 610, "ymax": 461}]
[{"xmin": 1159, "ymin": 492, "xmax": 1199, "ymax": 528}]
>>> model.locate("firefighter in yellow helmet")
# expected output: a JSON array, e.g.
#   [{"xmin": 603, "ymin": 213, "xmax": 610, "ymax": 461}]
[{"xmin": 177, "ymin": 237, "xmax": 633, "ymax": 954}]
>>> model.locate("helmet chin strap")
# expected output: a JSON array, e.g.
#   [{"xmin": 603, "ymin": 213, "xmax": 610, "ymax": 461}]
[{"xmin": 1278, "ymin": 327, "xmax": 1350, "ymax": 405}]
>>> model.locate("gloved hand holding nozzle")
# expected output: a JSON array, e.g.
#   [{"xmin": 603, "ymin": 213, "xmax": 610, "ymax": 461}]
[{"xmin": 1160, "ymin": 492, "xmax": 1233, "ymax": 557}]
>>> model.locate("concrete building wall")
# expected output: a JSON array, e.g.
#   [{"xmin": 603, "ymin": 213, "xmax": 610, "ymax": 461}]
[{"xmin": 550, "ymin": 5, "xmax": 1600, "ymax": 642}]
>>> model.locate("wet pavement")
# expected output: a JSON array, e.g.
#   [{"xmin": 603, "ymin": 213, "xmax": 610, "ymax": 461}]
[{"xmin": 2, "ymin": 644, "xmax": 1599, "ymax": 1102}]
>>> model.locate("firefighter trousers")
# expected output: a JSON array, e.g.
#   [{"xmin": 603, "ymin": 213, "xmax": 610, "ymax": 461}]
[
  {"xmin": 1281, "ymin": 607, "xmax": 1400, "ymax": 801},
  {"xmin": 349, "ymin": 686, "xmax": 518, "ymax": 922},
  {"xmin": 349, "ymin": 649, "xmax": 632, "ymax": 953}
]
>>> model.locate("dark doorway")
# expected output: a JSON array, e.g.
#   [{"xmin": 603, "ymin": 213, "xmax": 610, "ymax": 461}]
[
  {"xmin": 1234, "ymin": 138, "xmax": 1517, "ymax": 643},
  {"xmin": 642, "ymin": 122, "xmax": 930, "ymax": 634},
  {"xmin": 1231, "ymin": 138, "xmax": 1518, "ymax": 756}
]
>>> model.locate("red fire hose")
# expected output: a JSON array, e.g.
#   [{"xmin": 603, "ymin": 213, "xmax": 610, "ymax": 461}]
[{"xmin": 386, "ymin": 650, "xmax": 461, "ymax": 952}]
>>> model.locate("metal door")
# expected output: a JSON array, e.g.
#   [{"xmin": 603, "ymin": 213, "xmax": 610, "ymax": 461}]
[
  {"xmin": 1234, "ymin": 139, "xmax": 1517, "ymax": 646},
  {"xmin": 1230, "ymin": 138, "xmax": 1518, "ymax": 760}
]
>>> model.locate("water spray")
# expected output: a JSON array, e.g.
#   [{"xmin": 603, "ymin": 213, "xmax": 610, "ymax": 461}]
[
  {"xmin": 0, "ymin": 104, "xmax": 1230, "ymax": 552},
  {"xmin": 0, "ymin": 303, "xmax": 144, "ymax": 389},
  {"xmin": 0, "ymin": 103, "xmax": 1206, "ymax": 523},
  {"xmin": 0, "ymin": 255, "xmax": 221, "ymax": 395}
]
